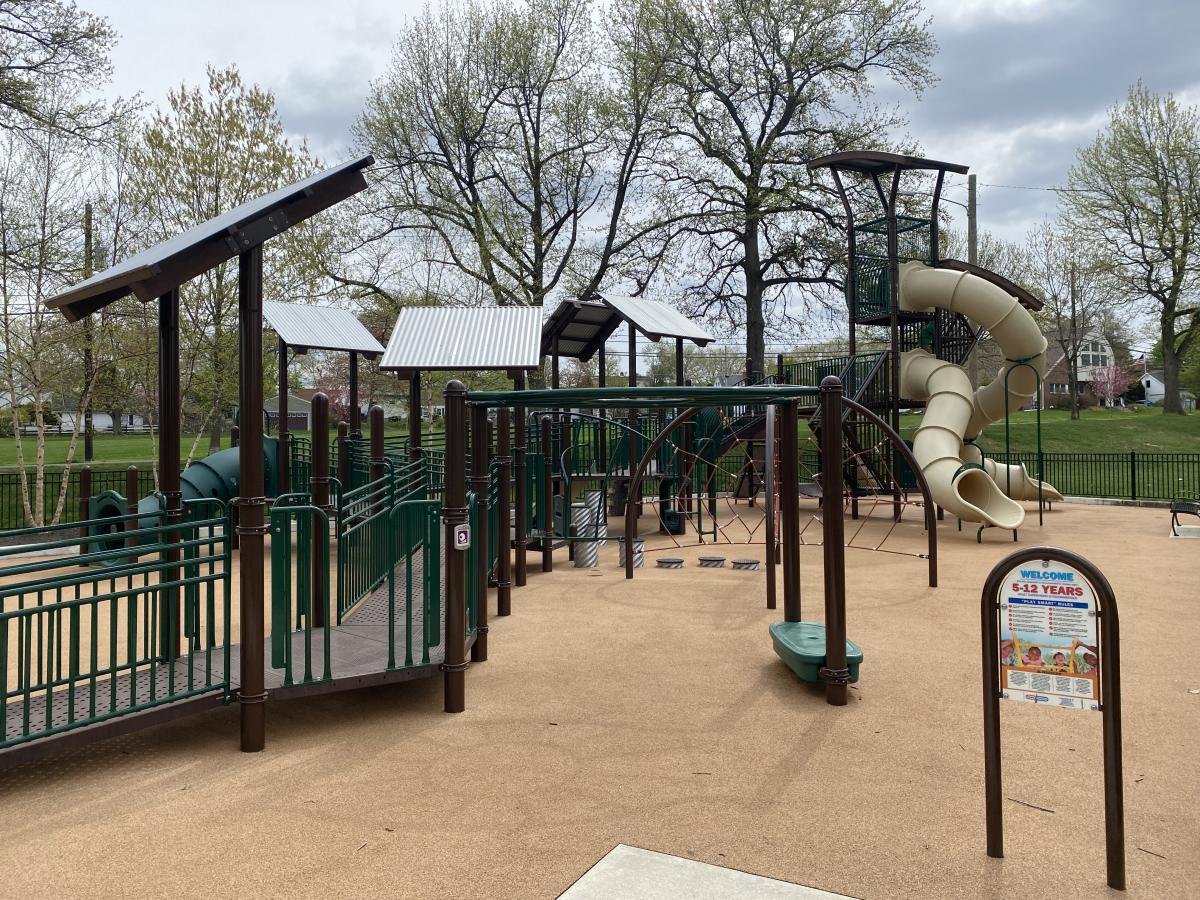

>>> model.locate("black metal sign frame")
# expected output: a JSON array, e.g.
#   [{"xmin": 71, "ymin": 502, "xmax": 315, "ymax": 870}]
[{"xmin": 980, "ymin": 546, "xmax": 1125, "ymax": 891}]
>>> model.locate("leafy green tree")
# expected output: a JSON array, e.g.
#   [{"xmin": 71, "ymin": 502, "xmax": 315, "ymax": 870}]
[
  {"xmin": 0, "ymin": 0, "xmax": 118, "ymax": 136},
  {"xmin": 128, "ymin": 65, "xmax": 329, "ymax": 453},
  {"xmin": 1063, "ymin": 82, "xmax": 1200, "ymax": 415}
]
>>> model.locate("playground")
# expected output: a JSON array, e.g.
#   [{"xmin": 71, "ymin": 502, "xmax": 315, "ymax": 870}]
[
  {"xmin": 1, "ymin": 150, "xmax": 1198, "ymax": 898},
  {"xmin": 0, "ymin": 501, "xmax": 1196, "ymax": 899}
]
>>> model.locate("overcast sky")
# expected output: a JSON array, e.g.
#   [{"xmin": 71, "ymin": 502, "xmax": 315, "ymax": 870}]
[
  {"xmin": 86, "ymin": 0, "xmax": 1200, "ymax": 246},
  {"xmin": 83, "ymin": 0, "xmax": 1199, "ymax": 354}
]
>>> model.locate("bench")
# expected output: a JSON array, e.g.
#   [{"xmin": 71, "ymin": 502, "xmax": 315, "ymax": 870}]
[{"xmin": 1171, "ymin": 493, "xmax": 1200, "ymax": 536}]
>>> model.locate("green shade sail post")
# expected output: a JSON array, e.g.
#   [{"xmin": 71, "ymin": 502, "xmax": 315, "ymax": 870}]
[{"xmin": 496, "ymin": 408, "xmax": 513, "ymax": 616}]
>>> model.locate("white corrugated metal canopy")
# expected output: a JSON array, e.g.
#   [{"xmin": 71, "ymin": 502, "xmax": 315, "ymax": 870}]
[
  {"xmin": 263, "ymin": 301, "xmax": 384, "ymax": 355},
  {"xmin": 380, "ymin": 306, "xmax": 544, "ymax": 371}
]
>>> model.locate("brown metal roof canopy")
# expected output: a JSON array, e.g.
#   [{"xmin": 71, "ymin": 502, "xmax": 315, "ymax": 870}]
[
  {"xmin": 806, "ymin": 150, "xmax": 970, "ymax": 176},
  {"xmin": 46, "ymin": 155, "xmax": 375, "ymax": 322},
  {"xmin": 46, "ymin": 155, "xmax": 376, "ymax": 756},
  {"xmin": 542, "ymin": 293, "xmax": 715, "ymax": 361}
]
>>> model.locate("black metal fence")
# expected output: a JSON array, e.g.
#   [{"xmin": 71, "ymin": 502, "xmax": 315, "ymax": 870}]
[
  {"xmin": 989, "ymin": 451, "xmax": 1200, "ymax": 502},
  {"xmin": 2, "ymin": 448, "xmax": 1196, "ymax": 532},
  {"xmin": 0, "ymin": 466, "xmax": 158, "ymax": 531}
]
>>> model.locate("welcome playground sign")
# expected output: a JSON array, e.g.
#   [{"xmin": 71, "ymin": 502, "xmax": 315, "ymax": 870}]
[{"xmin": 999, "ymin": 560, "xmax": 1099, "ymax": 710}]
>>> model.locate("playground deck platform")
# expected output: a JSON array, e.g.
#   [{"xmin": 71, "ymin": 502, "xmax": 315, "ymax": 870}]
[{"xmin": 0, "ymin": 548, "xmax": 447, "ymax": 768}]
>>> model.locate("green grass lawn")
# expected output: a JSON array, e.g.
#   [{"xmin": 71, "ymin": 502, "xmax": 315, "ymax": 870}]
[
  {"xmin": 793, "ymin": 406, "xmax": 1199, "ymax": 456},
  {"xmin": 0, "ymin": 423, "xmax": 421, "ymax": 470},
  {"xmin": 3, "ymin": 407, "xmax": 1197, "ymax": 471},
  {"xmin": 901, "ymin": 407, "xmax": 1200, "ymax": 454}
]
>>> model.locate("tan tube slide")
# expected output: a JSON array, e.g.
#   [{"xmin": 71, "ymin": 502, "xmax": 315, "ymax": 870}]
[{"xmin": 896, "ymin": 261, "xmax": 1063, "ymax": 528}]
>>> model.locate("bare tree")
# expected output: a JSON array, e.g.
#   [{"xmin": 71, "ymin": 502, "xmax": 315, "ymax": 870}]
[
  {"xmin": 637, "ymin": 0, "xmax": 936, "ymax": 376},
  {"xmin": 355, "ymin": 0, "xmax": 674, "ymax": 308},
  {"xmin": 0, "ymin": 111, "xmax": 98, "ymax": 525},
  {"xmin": 1025, "ymin": 221, "xmax": 1112, "ymax": 419}
]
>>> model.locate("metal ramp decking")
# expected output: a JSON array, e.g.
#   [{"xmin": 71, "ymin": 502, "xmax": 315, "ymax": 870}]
[{"xmin": 1, "ymin": 551, "xmax": 448, "ymax": 769}]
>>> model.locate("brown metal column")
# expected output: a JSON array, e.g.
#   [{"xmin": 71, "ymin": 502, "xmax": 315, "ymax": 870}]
[
  {"xmin": 158, "ymin": 288, "xmax": 182, "ymax": 661},
  {"xmin": 597, "ymin": 346, "xmax": 608, "ymax": 472},
  {"xmin": 236, "ymin": 247, "xmax": 267, "ymax": 752},
  {"xmin": 675, "ymin": 337, "xmax": 684, "ymax": 385},
  {"xmin": 278, "ymin": 336, "xmax": 289, "ymax": 494},
  {"xmin": 408, "ymin": 371, "xmax": 421, "ymax": 462},
  {"xmin": 496, "ymin": 407, "xmax": 512, "ymax": 616},
  {"xmin": 884, "ymin": 169, "xmax": 903, "ymax": 522},
  {"xmin": 470, "ymin": 404, "xmax": 489, "ymax": 663},
  {"xmin": 628, "ymin": 325, "xmax": 640, "ymax": 516},
  {"xmin": 442, "ymin": 380, "xmax": 468, "ymax": 712},
  {"xmin": 780, "ymin": 399, "xmax": 800, "ymax": 623},
  {"xmin": 540, "ymin": 415, "xmax": 553, "ymax": 573},
  {"xmin": 819, "ymin": 377, "xmax": 848, "ymax": 706},
  {"xmin": 310, "ymin": 393, "xmax": 330, "ymax": 628},
  {"xmin": 513, "ymin": 372, "xmax": 528, "ymax": 586},
  {"xmin": 349, "ymin": 351, "xmax": 360, "ymax": 436}
]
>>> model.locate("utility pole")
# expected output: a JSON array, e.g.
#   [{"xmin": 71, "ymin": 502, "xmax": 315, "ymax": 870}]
[
  {"xmin": 966, "ymin": 174, "xmax": 980, "ymax": 389},
  {"xmin": 83, "ymin": 202, "xmax": 94, "ymax": 462},
  {"xmin": 967, "ymin": 174, "xmax": 978, "ymax": 266}
]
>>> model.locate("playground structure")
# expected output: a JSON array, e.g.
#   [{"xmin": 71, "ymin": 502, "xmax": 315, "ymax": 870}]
[
  {"xmin": 1, "ymin": 149, "xmax": 1079, "ymax": 769},
  {"xmin": 796, "ymin": 152, "xmax": 1062, "ymax": 536}
]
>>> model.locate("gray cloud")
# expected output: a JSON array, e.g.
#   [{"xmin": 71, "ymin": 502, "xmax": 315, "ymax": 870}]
[{"xmin": 876, "ymin": 0, "xmax": 1200, "ymax": 241}]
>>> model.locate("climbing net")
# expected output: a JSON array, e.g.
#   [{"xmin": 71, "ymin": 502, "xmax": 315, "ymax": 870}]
[{"xmin": 582, "ymin": 405, "xmax": 930, "ymax": 563}]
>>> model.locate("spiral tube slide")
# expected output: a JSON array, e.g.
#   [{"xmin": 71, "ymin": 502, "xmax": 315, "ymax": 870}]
[
  {"xmin": 961, "ymin": 443, "xmax": 1064, "ymax": 503},
  {"xmin": 896, "ymin": 261, "xmax": 1062, "ymax": 527},
  {"xmin": 899, "ymin": 350, "xmax": 1025, "ymax": 528}
]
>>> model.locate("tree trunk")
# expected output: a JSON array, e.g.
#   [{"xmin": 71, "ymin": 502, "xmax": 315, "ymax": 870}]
[
  {"xmin": 1161, "ymin": 315, "xmax": 1184, "ymax": 415},
  {"xmin": 207, "ymin": 409, "xmax": 222, "ymax": 452},
  {"xmin": 744, "ymin": 213, "xmax": 765, "ymax": 380}
]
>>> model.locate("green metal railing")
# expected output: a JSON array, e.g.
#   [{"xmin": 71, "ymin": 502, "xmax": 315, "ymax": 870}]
[
  {"xmin": 270, "ymin": 495, "xmax": 331, "ymax": 686},
  {"xmin": 289, "ymin": 435, "xmax": 312, "ymax": 492},
  {"xmin": 0, "ymin": 466, "xmax": 159, "ymax": 530},
  {"xmin": 1, "ymin": 499, "xmax": 231, "ymax": 750},
  {"xmin": 336, "ymin": 469, "xmax": 392, "ymax": 622},
  {"xmin": 388, "ymin": 499, "xmax": 442, "ymax": 669}
]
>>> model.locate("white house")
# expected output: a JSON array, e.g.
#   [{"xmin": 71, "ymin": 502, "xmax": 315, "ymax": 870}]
[
  {"xmin": 1140, "ymin": 369, "xmax": 1197, "ymax": 410},
  {"xmin": 56, "ymin": 409, "xmax": 147, "ymax": 433}
]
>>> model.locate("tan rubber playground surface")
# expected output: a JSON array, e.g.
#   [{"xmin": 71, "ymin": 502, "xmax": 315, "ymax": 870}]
[{"xmin": 0, "ymin": 500, "xmax": 1197, "ymax": 899}]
